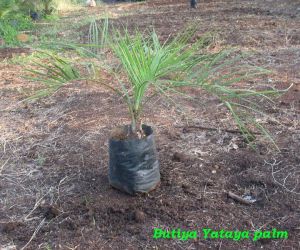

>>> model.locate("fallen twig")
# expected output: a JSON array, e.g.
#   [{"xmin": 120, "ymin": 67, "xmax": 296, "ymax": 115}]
[
  {"xmin": 21, "ymin": 218, "xmax": 46, "ymax": 250},
  {"xmin": 227, "ymin": 191, "xmax": 256, "ymax": 205},
  {"xmin": 177, "ymin": 125, "xmax": 261, "ymax": 135}
]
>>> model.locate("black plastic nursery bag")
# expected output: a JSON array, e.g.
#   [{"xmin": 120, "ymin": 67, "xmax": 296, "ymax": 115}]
[{"xmin": 109, "ymin": 125, "xmax": 160, "ymax": 194}]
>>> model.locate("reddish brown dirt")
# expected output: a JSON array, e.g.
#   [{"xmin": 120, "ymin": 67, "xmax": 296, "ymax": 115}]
[{"xmin": 0, "ymin": 1, "xmax": 299, "ymax": 249}]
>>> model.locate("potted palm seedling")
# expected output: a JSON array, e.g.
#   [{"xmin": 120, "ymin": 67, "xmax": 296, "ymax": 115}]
[{"xmin": 27, "ymin": 22, "xmax": 281, "ymax": 195}]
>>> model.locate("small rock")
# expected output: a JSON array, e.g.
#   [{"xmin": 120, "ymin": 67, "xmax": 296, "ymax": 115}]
[
  {"xmin": 43, "ymin": 205, "xmax": 60, "ymax": 220},
  {"xmin": 134, "ymin": 210, "xmax": 146, "ymax": 223},
  {"xmin": 172, "ymin": 152, "xmax": 192, "ymax": 162},
  {"xmin": 182, "ymin": 184, "xmax": 196, "ymax": 195}
]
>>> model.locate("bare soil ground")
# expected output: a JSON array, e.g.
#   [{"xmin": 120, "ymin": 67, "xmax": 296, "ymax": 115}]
[{"xmin": 0, "ymin": 0, "xmax": 299, "ymax": 249}]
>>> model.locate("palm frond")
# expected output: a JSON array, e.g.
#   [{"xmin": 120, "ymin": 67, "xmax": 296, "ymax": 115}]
[{"xmin": 25, "ymin": 51, "xmax": 81, "ymax": 100}]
